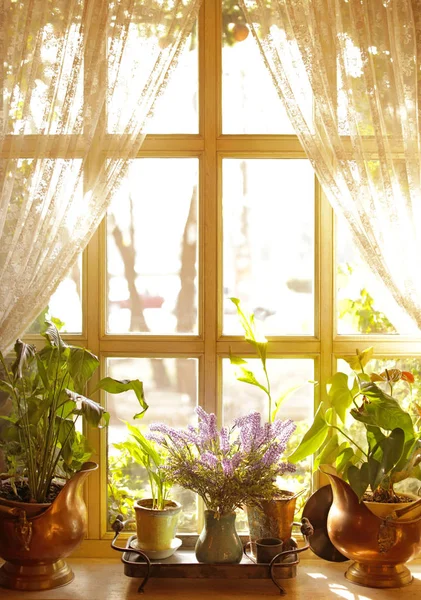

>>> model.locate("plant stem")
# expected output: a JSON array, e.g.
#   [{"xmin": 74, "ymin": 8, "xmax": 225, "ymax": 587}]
[
  {"xmin": 262, "ymin": 363, "xmax": 272, "ymax": 423},
  {"xmin": 328, "ymin": 424, "xmax": 368, "ymax": 458}
]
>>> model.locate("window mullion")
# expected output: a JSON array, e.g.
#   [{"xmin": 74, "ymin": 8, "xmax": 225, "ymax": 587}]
[
  {"xmin": 202, "ymin": 0, "xmax": 219, "ymax": 419},
  {"xmin": 83, "ymin": 0, "xmax": 108, "ymax": 540}
]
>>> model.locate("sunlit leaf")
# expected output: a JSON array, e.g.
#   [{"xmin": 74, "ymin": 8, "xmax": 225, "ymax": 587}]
[
  {"xmin": 288, "ymin": 404, "xmax": 328, "ymax": 464},
  {"xmin": 344, "ymin": 347, "xmax": 373, "ymax": 372},
  {"xmin": 327, "ymin": 372, "xmax": 354, "ymax": 424},
  {"xmin": 93, "ymin": 378, "xmax": 147, "ymax": 420},
  {"xmin": 347, "ymin": 462, "xmax": 370, "ymax": 500},
  {"xmin": 66, "ymin": 389, "xmax": 109, "ymax": 427},
  {"xmin": 68, "ymin": 346, "xmax": 99, "ymax": 393}
]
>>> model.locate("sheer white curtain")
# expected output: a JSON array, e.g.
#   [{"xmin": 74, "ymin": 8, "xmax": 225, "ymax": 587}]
[
  {"xmin": 0, "ymin": 0, "xmax": 202, "ymax": 352},
  {"xmin": 240, "ymin": 0, "xmax": 421, "ymax": 331}
]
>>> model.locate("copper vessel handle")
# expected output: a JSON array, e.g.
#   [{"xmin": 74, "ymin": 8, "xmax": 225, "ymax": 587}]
[
  {"xmin": 269, "ymin": 518, "xmax": 314, "ymax": 595},
  {"xmin": 392, "ymin": 496, "xmax": 421, "ymax": 520},
  {"xmin": 0, "ymin": 504, "xmax": 20, "ymax": 517},
  {"xmin": 0, "ymin": 504, "xmax": 33, "ymax": 550}
]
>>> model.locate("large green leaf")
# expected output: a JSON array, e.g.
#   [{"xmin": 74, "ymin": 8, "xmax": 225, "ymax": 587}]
[
  {"xmin": 35, "ymin": 355, "xmax": 49, "ymax": 391},
  {"xmin": 313, "ymin": 433, "xmax": 339, "ymax": 472},
  {"xmin": 42, "ymin": 320, "xmax": 67, "ymax": 351},
  {"xmin": 367, "ymin": 428, "xmax": 405, "ymax": 490},
  {"xmin": 392, "ymin": 439, "xmax": 421, "ymax": 483},
  {"xmin": 65, "ymin": 390, "xmax": 110, "ymax": 427},
  {"xmin": 335, "ymin": 446, "xmax": 355, "ymax": 475},
  {"xmin": 366, "ymin": 425, "xmax": 386, "ymax": 454},
  {"xmin": 348, "ymin": 462, "xmax": 370, "ymax": 500},
  {"xmin": 288, "ymin": 404, "xmax": 329, "ymax": 463},
  {"xmin": 327, "ymin": 372, "xmax": 354, "ymax": 424},
  {"xmin": 351, "ymin": 383, "xmax": 414, "ymax": 439},
  {"xmin": 56, "ymin": 417, "xmax": 76, "ymax": 447},
  {"xmin": 68, "ymin": 346, "xmax": 99, "ymax": 393},
  {"xmin": 93, "ymin": 378, "xmax": 147, "ymax": 419},
  {"xmin": 11, "ymin": 340, "xmax": 36, "ymax": 379}
]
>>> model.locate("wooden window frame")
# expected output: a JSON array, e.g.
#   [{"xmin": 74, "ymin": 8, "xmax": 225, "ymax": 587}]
[{"xmin": 9, "ymin": 0, "xmax": 420, "ymax": 557}]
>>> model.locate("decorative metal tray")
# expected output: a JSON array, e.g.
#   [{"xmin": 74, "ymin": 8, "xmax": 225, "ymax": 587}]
[{"xmin": 111, "ymin": 517, "xmax": 314, "ymax": 595}]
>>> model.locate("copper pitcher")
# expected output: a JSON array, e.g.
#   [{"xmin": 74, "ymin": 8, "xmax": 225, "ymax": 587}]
[
  {"xmin": 326, "ymin": 473, "xmax": 421, "ymax": 588},
  {"xmin": 0, "ymin": 461, "xmax": 97, "ymax": 591}
]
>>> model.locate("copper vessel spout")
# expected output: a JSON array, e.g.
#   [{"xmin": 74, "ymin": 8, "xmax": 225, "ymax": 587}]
[
  {"xmin": 326, "ymin": 473, "xmax": 421, "ymax": 588},
  {"xmin": 0, "ymin": 462, "xmax": 97, "ymax": 591}
]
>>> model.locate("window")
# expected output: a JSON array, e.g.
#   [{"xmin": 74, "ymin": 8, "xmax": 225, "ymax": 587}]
[{"xmin": 21, "ymin": 0, "xmax": 421, "ymax": 555}]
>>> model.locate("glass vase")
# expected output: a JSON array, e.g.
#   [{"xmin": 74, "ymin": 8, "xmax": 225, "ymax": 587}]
[{"xmin": 195, "ymin": 510, "xmax": 243, "ymax": 564}]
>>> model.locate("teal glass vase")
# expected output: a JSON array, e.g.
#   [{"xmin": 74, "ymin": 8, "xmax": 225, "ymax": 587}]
[{"xmin": 195, "ymin": 510, "xmax": 243, "ymax": 564}]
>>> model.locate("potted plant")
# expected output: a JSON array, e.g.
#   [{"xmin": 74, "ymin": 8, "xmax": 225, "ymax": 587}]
[
  {"xmin": 0, "ymin": 321, "xmax": 147, "ymax": 590},
  {"xmin": 114, "ymin": 422, "xmax": 181, "ymax": 559},
  {"xmin": 149, "ymin": 406, "xmax": 296, "ymax": 563},
  {"xmin": 291, "ymin": 347, "xmax": 421, "ymax": 588},
  {"xmin": 229, "ymin": 297, "xmax": 308, "ymax": 546}
]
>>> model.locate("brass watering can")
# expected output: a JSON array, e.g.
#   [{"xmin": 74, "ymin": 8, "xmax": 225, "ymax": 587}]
[
  {"xmin": 326, "ymin": 473, "xmax": 421, "ymax": 588},
  {"xmin": 0, "ymin": 461, "xmax": 97, "ymax": 591}
]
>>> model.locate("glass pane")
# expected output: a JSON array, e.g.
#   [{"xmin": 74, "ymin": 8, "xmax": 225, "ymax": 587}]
[
  {"xmin": 222, "ymin": 5, "xmax": 293, "ymax": 134},
  {"xmin": 148, "ymin": 29, "xmax": 198, "ymax": 134},
  {"xmin": 223, "ymin": 358, "xmax": 315, "ymax": 531},
  {"xmin": 106, "ymin": 357, "xmax": 198, "ymax": 533},
  {"xmin": 108, "ymin": 15, "xmax": 198, "ymax": 134},
  {"xmin": 106, "ymin": 159, "xmax": 198, "ymax": 335},
  {"xmin": 26, "ymin": 258, "xmax": 83, "ymax": 334},
  {"xmin": 5, "ymin": 1, "xmax": 83, "ymax": 135},
  {"xmin": 336, "ymin": 216, "xmax": 421, "ymax": 335},
  {"xmin": 223, "ymin": 159, "xmax": 315, "ymax": 335}
]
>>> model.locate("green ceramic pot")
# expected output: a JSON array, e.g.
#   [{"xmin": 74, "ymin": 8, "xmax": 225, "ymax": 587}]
[{"xmin": 195, "ymin": 510, "xmax": 243, "ymax": 564}]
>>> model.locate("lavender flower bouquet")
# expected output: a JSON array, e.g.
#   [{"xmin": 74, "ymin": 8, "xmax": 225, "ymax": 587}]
[{"xmin": 148, "ymin": 408, "xmax": 296, "ymax": 517}]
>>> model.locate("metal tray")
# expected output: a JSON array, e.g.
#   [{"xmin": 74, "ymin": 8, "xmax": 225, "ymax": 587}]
[{"xmin": 111, "ymin": 517, "xmax": 314, "ymax": 595}]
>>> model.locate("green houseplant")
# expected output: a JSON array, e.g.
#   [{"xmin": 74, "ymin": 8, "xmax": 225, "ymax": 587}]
[
  {"xmin": 292, "ymin": 348, "xmax": 421, "ymax": 588},
  {"xmin": 228, "ymin": 297, "xmax": 307, "ymax": 546},
  {"xmin": 289, "ymin": 347, "xmax": 421, "ymax": 504},
  {"xmin": 0, "ymin": 321, "xmax": 147, "ymax": 590},
  {"xmin": 114, "ymin": 422, "xmax": 181, "ymax": 558}
]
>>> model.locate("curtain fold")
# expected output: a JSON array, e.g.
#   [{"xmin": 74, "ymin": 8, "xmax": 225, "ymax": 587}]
[
  {"xmin": 0, "ymin": 0, "xmax": 201, "ymax": 352},
  {"xmin": 240, "ymin": 0, "xmax": 421, "ymax": 331}
]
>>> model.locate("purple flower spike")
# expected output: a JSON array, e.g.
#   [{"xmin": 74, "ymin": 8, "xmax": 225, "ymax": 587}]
[
  {"xmin": 222, "ymin": 458, "xmax": 234, "ymax": 477},
  {"xmin": 220, "ymin": 427, "xmax": 230, "ymax": 454},
  {"xmin": 144, "ymin": 432, "xmax": 166, "ymax": 445},
  {"xmin": 200, "ymin": 452, "xmax": 219, "ymax": 468}
]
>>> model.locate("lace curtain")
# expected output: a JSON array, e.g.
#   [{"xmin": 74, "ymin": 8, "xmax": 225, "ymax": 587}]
[
  {"xmin": 0, "ymin": 0, "xmax": 201, "ymax": 353},
  {"xmin": 240, "ymin": 0, "xmax": 421, "ymax": 331}
]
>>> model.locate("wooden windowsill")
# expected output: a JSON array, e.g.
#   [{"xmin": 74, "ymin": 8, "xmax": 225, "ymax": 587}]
[{"xmin": 1, "ymin": 559, "xmax": 421, "ymax": 599}]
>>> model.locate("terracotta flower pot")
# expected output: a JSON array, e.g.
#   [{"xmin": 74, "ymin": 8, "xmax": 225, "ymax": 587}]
[{"xmin": 0, "ymin": 462, "xmax": 97, "ymax": 591}]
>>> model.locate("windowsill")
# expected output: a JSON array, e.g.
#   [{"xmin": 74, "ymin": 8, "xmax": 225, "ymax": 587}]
[{"xmin": 1, "ymin": 559, "xmax": 421, "ymax": 599}]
